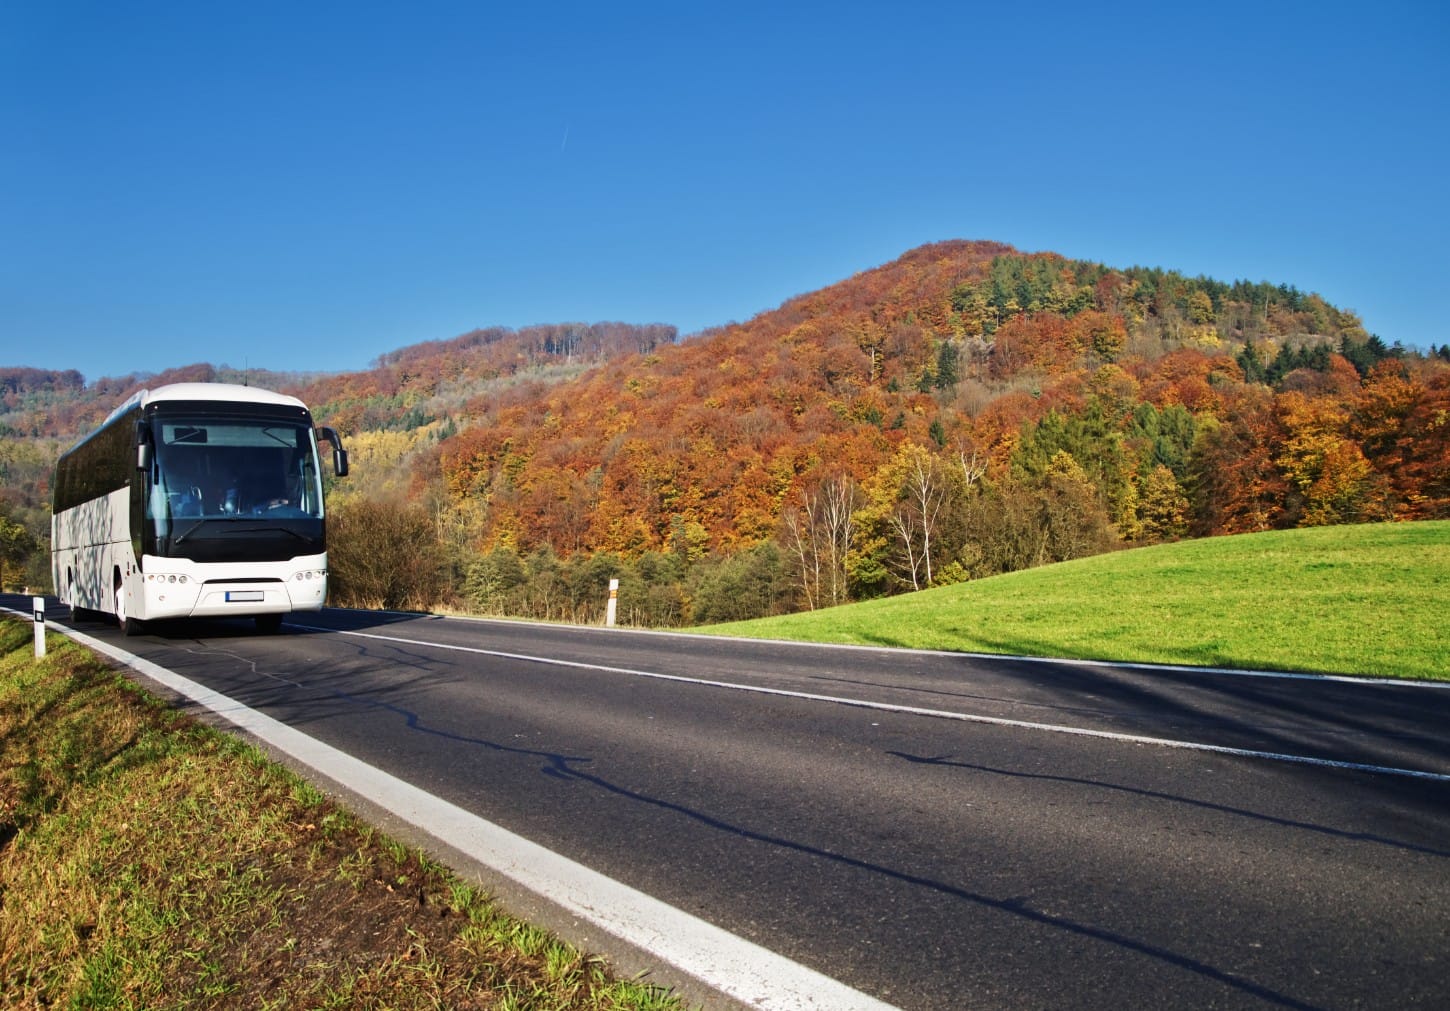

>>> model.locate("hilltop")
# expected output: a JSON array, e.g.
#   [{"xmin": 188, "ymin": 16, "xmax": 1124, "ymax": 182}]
[{"xmin": 3, "ymin": 239, "xmax": 1448, "ymax": 626}]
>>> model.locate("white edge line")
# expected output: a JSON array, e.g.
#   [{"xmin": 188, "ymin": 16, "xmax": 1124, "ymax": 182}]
[
  {"xmin": 340, "ymin": 606, "xmax": 1450, "ymax": 690},
  {"xmin": 307, "ymin": 624, "xmax": 1450, "ymax": 785},
  {"xmin": 17, "ymin": 613, "xmax": 898, "ymax": 1011}
]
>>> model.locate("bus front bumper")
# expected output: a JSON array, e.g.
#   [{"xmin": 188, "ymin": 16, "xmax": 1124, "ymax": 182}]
[{"xmin": 137, "ymin": 566, "xmax": 328, "ymax": 621}]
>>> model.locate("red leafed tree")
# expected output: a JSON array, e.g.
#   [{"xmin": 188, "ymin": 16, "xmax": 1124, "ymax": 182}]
[
  {"xmin": 1355, "ymin": 362, "xmax": 1450, "ymax": 518},
  {"xmin": 1189, "ymin": 384, "xmax": 1288, "ymax": 535}
]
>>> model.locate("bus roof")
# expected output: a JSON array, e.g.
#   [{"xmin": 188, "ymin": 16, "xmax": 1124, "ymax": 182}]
[
  {"xmin": 101, "ymin": 382, "xmax": 310, "ymax": 427},
  {"xmin": 141, "ymin": 383, "xmax": 308, "ymax": 410}
]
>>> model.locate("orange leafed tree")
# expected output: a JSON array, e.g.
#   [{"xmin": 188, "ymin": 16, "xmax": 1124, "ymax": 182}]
[{"xmin": 1354, "ymin": 362, "xmax": 1450, "ymax": 518}]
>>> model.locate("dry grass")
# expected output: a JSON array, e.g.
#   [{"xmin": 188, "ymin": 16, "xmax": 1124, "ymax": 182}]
[{"xmin": 0, "ymin": 618, "xmax": 684, "ymax": 1010}]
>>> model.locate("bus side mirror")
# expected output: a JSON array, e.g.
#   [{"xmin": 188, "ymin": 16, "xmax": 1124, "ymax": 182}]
[
  {"xmin": 317, "ymin": 427, "xmax": 349, "ymax": 478},
  {"xmin": 136, "ymin": 421, "xmax": 153, "ymax": 471}
]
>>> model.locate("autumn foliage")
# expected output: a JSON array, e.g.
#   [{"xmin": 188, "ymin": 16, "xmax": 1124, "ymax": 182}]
[
  {"xmin": 4, "ymin": 240, "xmax": 1448, "ymax": 621},
  {"xmin": 405, "ymin": 244, "xmax": 1446, "ymax": 563}
]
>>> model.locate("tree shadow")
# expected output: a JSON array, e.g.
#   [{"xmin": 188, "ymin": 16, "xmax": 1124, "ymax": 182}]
[
  {"xmin": 887, "ymin": 750, "xmax": 1450, "ymax": 859},
  {"xmin": 804, "ymin": 642, "xmax": 1450, "ymax": 782},
  {"xmin": 256, "ymin": 655, "xmax": 1332, "ymax": 1009}
]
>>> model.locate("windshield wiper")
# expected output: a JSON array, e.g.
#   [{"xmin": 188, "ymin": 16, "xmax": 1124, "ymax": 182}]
[
  {"xmin": 255, "ymin": 525, "xmax": 313, "ymax": 542},
  {"xmin": 172, "ymin": 518, "xmax": 220, "ymax": 544},
  {"xmin": 173, "ymin": 519, "xmax": 314, "ymax": 545}
]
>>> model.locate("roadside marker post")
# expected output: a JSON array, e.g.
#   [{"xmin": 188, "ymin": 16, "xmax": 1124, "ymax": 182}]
[
  {"xmin": 33, "ymin": 596, "xmax": 46, "ymax": 658},
  {"xmin": 606, "ymin": 578, "xmax": 619, "ymax": 627}
]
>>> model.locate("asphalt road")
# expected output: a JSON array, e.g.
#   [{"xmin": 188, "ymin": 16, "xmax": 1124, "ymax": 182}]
[{"xmin": 15, "ymin": 597, "xmax": 1450, "ymax": 1009}]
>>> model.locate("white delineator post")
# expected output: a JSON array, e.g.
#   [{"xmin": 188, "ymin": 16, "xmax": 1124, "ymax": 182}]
[
  {"xmin": 606, "ymin": 578, "xmax": 619, "ymax": 627},
  {"xmin": 33, "ymin": 596, "xmax": 46, "ymax": 658}
]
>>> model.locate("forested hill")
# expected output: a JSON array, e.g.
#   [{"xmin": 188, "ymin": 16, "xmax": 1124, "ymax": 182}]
[
  {"xmin": 411, "ymin": 239, "xmax": 1447, "ymax": 561},
  {"xmin": 0, "ymin": 322, "xmax": 677, "ymax": 442},
  {"xmin": 3, "ymin": 238, "xmax": 1449, "ymax": 623}
]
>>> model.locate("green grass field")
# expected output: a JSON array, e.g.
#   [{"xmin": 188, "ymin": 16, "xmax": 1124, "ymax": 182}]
[{"xmin": 704, "ymin": 520, "xmax": 1449, "ymax": 682}]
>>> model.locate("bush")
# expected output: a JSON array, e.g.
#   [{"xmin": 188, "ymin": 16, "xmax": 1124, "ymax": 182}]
[
  {"xmin": 327, "ymin": 498, "xmax": 447, "ymax": 611},
  {"xmin": 689, "ymin": 543, "xmax": 791, "ymax": 625},
  {"xmin": 465, "ymin": 546, "xmax": 526, "ymax": 614},
  {"xmin": 966, "ymin": 470, "xmax": 1114, "ymax": 577}
]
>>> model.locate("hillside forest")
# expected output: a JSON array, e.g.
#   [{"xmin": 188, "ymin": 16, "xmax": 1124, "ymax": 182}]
[{"xmin": 3, "ymin": 240, "xmax": 1448, "ymax": 626}]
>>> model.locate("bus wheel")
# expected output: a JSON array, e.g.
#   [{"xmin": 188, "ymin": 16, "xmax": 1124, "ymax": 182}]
[
  {"xmin": 116, "ymin": 584, "xmax": 144, "ymax": 636},
  {"xmin": 255, "ymin": 613, "xmax": 283, "ymax": 634}
]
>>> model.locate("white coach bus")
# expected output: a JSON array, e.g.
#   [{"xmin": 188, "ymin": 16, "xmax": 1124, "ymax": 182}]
[{"xmin": 52, "ymin": 382, "xmax": 348, "ymax": 634}]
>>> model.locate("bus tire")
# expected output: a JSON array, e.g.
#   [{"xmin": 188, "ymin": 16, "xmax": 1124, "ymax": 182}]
[{"xmin": 116, "ymin": 583, "xmax": 144, "ymax": 636}]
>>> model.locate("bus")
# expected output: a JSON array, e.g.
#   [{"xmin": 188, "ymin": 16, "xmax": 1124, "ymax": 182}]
[{"xmin": 52, "ymin": 382, "xmax": 348, "ymax": 634}]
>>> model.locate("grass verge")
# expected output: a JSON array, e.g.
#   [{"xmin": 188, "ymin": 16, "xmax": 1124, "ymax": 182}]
[
  {"xmin": 703, "ymin": 521, "xmax": 1449, "ymax": 681},
  {"xmin": 0, "ymin": 617, "xmax": 684, "ymax": 1010}
]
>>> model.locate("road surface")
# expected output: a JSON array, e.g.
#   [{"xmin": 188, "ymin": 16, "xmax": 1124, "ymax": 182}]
[{"xmin": 13, "ymin": 598, "xmax": 1450, "ymax": 1009}]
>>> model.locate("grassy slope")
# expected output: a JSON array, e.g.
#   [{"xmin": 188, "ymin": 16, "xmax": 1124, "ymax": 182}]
[
  {"xmin": 704, "ymin": 521, "xmax": 1450, "ymax": 682},
  {"xmin": 0, "ymin": 620, "xmax": 682, "ymax": 1010}
]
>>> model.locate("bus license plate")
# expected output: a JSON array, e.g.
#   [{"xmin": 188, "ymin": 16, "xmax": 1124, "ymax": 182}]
[{"xmin": 226, "ymin": 591, "xmax": 265, "ymax": 602}]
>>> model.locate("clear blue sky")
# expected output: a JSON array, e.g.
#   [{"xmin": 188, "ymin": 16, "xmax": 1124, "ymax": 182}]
[{"xmin": 3, "ymin": 1, "xmax": 1446, "ymax": 382}]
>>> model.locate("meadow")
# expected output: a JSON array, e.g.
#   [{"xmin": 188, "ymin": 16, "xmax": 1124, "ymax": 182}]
[{"xmin": 704, "ymin": 521, "xmax": 1450, "ymax": 682}]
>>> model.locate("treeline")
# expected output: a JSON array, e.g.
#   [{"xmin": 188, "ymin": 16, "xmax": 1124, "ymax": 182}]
[
  {"xmin": 951, "ymin": 254, "xmax": 1376, "ymax": 346},
  {"xmin": 325, "ymin": 497, "xmax": 792, "ymax": 625},
  {"xmin": 288, "ymin": 322, "xmax": 677, "ymax": 435},
  {"xmin": 320, "ymin": 243, "xmax": 1450, "ymax": 625},
  {"xmin": 375, "ymin": 322, "xmax": 677, "ymax": 370},
  {"xmin": 0, "ymin": 362, "xmax": 305, "ymax": 440},
  {"xmin": 1, "ymin": 367, "xmax": 86, "ymax": 396},
  {"xmin": 324, "ymin": 350, "xmax": 1449, "ymax": 626}
]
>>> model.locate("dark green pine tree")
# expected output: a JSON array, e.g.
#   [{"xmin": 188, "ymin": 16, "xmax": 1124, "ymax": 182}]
[
  {"xmin": 1237, "ymin": 340, "xmax": 1269, "ymax": 384},
  {"xmin": 934, "ymin": 340, "xmax": 960, "ymax": 389}
]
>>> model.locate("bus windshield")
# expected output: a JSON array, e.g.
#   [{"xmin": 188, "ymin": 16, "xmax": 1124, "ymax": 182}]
[{"xmin": 147, "ymin": 417, "xmax": 325, "ymax": 526}]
